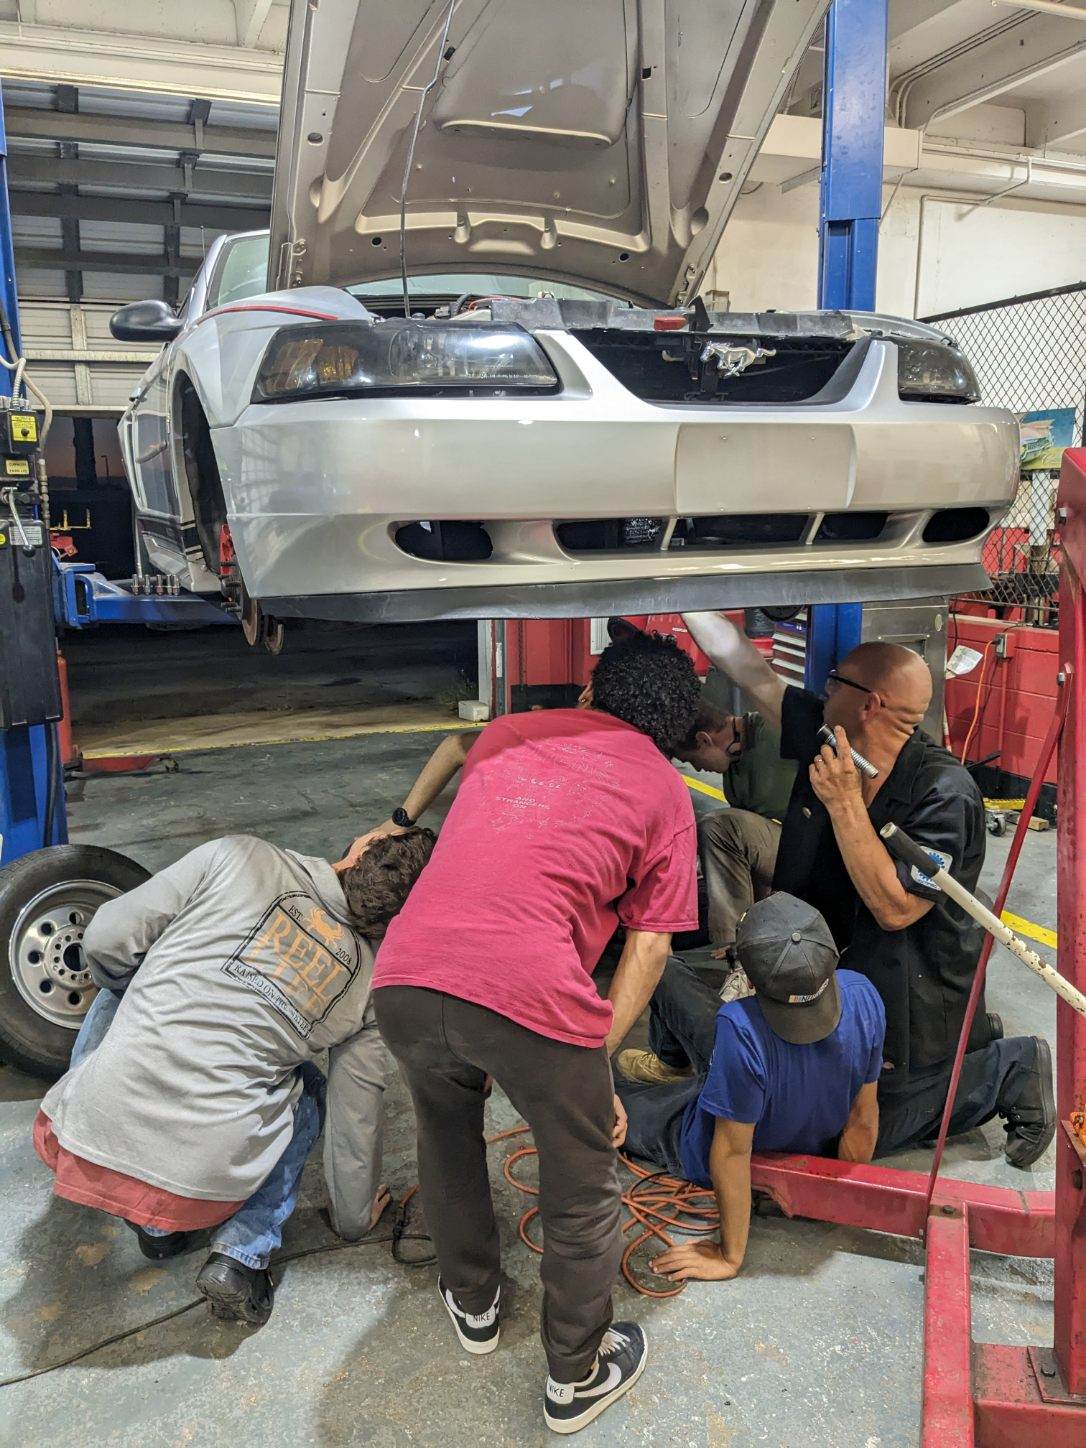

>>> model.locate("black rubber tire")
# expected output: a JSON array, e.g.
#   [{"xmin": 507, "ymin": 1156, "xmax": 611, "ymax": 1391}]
[
  {"xmin": 0, "ymin": 845, "xmax": 150, "ymax": 1079},
  {"xmin": 178, "ymin": 380, "xmax": 228, "ymax": 573}
]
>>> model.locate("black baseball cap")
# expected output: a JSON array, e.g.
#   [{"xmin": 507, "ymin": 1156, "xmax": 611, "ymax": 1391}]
[{"xmin": 735, "ymin": 893, "xmax": 842, "ymax": 1045}]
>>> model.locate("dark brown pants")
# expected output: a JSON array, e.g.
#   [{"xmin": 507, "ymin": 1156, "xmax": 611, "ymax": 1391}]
[{"xmin": 374, "ymin": 986, "xmax": 622, "ymax": 1382}]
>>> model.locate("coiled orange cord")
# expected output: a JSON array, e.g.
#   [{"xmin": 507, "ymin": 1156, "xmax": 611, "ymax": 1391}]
[{"xmin": 492, "ymin": 1125, "xmax": 720, "ymax": 1298}]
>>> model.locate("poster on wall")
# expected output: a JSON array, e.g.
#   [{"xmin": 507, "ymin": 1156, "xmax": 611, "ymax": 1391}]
[{"xmin": 1018, "ymin": 408, "xmax": 1077, "ymax": 471}]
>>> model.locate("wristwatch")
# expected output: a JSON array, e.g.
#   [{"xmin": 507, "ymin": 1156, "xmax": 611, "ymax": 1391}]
[{"xmin": 392, "ymin": 806, "xmax": 416, "ymax": 828}]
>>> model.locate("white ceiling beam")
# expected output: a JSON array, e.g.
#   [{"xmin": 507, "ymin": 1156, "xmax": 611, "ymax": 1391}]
[
  {"xmin": 0, "ymin": 21, "xmax": 282, "ymax": 103},
  {"xmin": 1025, "ymin": 83, "xmax": 1086, "ymax": 149},
  {"xmin": 888, "ymin": 0, "xmax": 958, "ymax": 44},
  {"xmin": 900, "ymin": 14, "xmax": 1086, "ymax": 130},
  {"xmin": 992, "ymin": 1, "xmax": 1086, "ymax": 18},
  {"xmin": 235, "ymin": 0, "xmax": 275, "ymax": 48}
]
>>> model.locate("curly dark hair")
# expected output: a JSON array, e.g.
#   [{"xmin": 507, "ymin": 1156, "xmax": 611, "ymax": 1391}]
[
  {"xmin": 590, "ymin": 631, "xmax": 700, "ymax": 754},
  {"xmin": 340, "ymin": 827, "xmax": 436, "ymax": 937}
]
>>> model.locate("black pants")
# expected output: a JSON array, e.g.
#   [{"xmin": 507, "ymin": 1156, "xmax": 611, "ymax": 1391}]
[
  {"xmin": 876, "ymin": 1037, "xmax": 1039, "ymax": 1155},
  {"xmin": 374, "ymin": 986, "xmax": 622, "ymax": 1383},
  {"xmin": 615, "ymin": 959, "xmax": 715, "ymax": 1179}
]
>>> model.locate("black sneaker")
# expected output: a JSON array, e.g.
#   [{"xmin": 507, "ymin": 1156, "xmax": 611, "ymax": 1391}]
[
  {"xmin": 196, "ymin": 1251, "xmax": 274, "ymax": 1327},
  {"xmin": 438, "ymin": 1278, "xmax": 500, "ymax": 1355},
  {"xmin": 544, "ymin": 1322, "xmax": 647, "ymax": 1435},
  {"xmin": 127, "ymin": 1223, "xmax": 202, "ymax": 1261},
  {"xmin": 987, "ymin": 1012, "xmax": 1004, "ymax": 1042},
  {"xmin": 1001, "ymin": 1036, "xmax": 1056, "ymax": 1169}
]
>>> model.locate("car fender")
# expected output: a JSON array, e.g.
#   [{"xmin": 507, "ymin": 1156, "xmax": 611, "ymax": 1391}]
[{"xmin": 166, "ymin": 286, "xmax": 373, "ymax": 431}]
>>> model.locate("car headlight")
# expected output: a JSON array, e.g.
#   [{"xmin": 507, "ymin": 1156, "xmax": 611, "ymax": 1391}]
[
  {"xmin": 896, "ymin": 338, "xmax": 980, "ymax": 403},
  {"xmin": 252, "ymin": 320, "xmax": 559, "ymax": 401}
]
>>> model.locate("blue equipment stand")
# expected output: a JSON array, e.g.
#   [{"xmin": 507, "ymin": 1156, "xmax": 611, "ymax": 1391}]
[
  {"xmin": 0, "ymin": 84, "xmax": 66, "ymax": 863},
  {"xmin": 806, "ymin": 0, "xmax": 888, "ymax": 687}
]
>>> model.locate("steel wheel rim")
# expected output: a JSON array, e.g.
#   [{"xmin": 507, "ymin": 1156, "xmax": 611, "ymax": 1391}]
[{"xmin": 10, "ymin": 878, "xmax": 123, "ymax": 1029}]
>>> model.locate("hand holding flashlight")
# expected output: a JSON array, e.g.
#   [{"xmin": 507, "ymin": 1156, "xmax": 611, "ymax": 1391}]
[{"xmin": 818, "ymin": 724, "xmax": 879, "ymax": 780}]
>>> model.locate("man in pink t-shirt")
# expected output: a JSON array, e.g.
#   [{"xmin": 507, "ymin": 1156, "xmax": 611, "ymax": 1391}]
[{"xmin": 373, "ymin": 631, "xmax": 700, "ymax": 1436}]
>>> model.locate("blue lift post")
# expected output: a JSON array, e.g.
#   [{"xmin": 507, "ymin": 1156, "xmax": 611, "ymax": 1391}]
[
  {"xmin": 0, "ymin": 82, "xmax": 67, "ymax": 863},
  {"xmin": 806, "ymin": 0, "xmax": 888, "ymax": 689}
]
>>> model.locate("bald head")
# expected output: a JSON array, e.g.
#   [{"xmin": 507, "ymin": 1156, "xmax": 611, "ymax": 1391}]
[{"xmin": 839, "ymin": 642, "xmax": 933, "ymax": 721}]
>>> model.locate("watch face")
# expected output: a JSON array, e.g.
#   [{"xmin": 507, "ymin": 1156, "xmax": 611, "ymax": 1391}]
[{"xmin": 393, "ymin": 808, "xmax": 412, "ymax": 828}]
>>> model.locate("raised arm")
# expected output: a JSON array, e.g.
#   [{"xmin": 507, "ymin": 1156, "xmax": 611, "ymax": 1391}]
[
  {"xmin": 372, "ymin": 730, "xmax": 479, "ymax": 836},
  {"xmin": 682, "ymin": 612, "xmax": 786, "ymax": 730}
]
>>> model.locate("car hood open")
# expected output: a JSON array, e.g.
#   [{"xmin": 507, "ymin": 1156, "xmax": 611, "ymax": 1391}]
[{"xmin": 269, "ymin": 0, "xmax": 828, "ymax": 306}]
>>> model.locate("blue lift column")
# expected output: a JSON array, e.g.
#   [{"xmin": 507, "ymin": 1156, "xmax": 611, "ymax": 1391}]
[
  {"xmin": 0, "ymin": 82, "xmax": 67, "ymax": 862},
  {"xmin": 805, "ymin": 0, "xmax": 888, "ymax": 689}
]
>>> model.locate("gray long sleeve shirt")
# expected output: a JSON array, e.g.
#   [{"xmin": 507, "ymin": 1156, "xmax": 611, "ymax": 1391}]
[{"xmin": 40, "ymin": 835, "xmax": 387, "ymax": 1239}]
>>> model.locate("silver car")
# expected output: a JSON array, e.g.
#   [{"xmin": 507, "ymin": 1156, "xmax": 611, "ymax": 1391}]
[{"xmin": 111, "ymin": 0, "xmax": 1018, "ymax": 638}]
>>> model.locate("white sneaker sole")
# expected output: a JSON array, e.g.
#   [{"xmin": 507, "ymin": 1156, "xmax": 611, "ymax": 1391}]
[
  {"xmin": 544, "ymin": 1346, "xmax": 648, "ymax": 1435},
  {"xmin": 440, "ymin": 1285, "xmax": 500, "ymax": 1356}
]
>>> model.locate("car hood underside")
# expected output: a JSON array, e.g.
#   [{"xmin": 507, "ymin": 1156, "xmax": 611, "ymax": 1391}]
[{"xmin": 270, "ymin": 0, "xmax": 829, "ymax": 305}]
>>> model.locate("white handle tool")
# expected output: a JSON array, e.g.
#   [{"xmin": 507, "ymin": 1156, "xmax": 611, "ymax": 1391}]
[{"xmin": 880, "ymin": 822, "xmax": 1086, "ymax": 1021}]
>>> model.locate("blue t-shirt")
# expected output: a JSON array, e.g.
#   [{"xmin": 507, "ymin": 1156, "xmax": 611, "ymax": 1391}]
[{"xmin": 678, "ymin": 970, "xmax": 886, "ymax": 1186}]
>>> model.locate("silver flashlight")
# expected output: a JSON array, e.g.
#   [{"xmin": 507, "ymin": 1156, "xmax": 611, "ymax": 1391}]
[{"xmin": 818, "ymin": 725, "xmax": 879, "ymax": 780}]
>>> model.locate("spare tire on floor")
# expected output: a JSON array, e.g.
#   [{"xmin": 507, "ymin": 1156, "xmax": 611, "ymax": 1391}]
[{"xmin": 0, "ymin": 845, "xmax": 150, "ymax": 1079}]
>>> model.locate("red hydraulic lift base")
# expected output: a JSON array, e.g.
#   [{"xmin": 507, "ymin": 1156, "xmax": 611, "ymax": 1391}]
[{"xmin": 745, "ymin": 449, "xmax": 1086, "ymax": 1446}]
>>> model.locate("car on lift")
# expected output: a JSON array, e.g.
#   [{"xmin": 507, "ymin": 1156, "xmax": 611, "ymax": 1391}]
[{"xmin": 109, "ymin": 0, "xmax": 1019, "ymax": 649}]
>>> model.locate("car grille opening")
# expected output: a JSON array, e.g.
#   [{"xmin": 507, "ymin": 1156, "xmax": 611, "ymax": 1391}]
[
  {"xmin": 571, "ymin": 330, "xmax": 854, "ymax": 403},
  {"xmin": 922, "ymin": 508, "xmax": 990, "ymax": 544},
  {"xmin": 815, "ymin": 511, "xmax": 889, "ymax": 543},
  {"xmin": 555, "ymin": 518, "xmax": 668, "ymax": 553},
  {"xmin": 671, "ymin": 515, "xmax": 811, "ymax": 549},
  {"xmin": 394, "ymin": 521, "xmax": 493, "ymax": 562}
]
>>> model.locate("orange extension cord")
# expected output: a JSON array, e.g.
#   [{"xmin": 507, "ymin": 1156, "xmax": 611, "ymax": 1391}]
[{"xmin": 492, "ymin": 1125, "xmax": 720, "ymax": 1299}]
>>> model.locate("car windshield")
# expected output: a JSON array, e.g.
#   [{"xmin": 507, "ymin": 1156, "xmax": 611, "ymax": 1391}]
[
  {"xmin": 205, "ymin": 232, "xmax": 619, "ymax": 310},
  {"xmin": 207, "ymin": 233, "xmax": 272, "ymax": 308}
]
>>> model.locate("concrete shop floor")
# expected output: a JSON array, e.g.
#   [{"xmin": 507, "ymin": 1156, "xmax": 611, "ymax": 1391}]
[{"xmin": 0, "ymin": 725, "xmax": 1061, "ymax": 1447}]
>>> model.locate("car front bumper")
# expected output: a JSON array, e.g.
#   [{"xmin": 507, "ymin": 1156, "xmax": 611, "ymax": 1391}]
[{"xmin": 213, "ymin": 334, "xmax": 1018, "ymax": 622}]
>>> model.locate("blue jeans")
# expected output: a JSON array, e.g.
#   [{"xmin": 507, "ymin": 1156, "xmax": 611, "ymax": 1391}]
[
  {"xmin": 71, "ymin": 989, "xmax": 324, "ymax": 1270},
  {"xmin": 615, "ymin": 959, "xmax": 717, "ymax": 1178}
]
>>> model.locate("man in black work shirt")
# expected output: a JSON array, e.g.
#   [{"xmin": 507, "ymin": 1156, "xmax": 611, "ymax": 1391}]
[{"xmin": 679, "ymin": 612, "xmax": 1055, "ymax": 1169}]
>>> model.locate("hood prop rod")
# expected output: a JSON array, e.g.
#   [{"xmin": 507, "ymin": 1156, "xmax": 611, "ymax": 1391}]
[{"xmin": 399, "ymin": 0, "xmax": 458, "ymax": 319}]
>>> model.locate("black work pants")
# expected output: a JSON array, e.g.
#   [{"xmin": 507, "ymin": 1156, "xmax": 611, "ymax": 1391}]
[
  {"xmin": 875, "ymin": 1036, "xmax": 1037, "ymax": 1156},
  {"xmin": 374, "ymin": 986, "xmax": 622, "ymax": 1383}
]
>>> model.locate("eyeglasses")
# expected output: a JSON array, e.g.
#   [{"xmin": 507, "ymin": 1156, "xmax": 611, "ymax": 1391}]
[{"xmin": 825, "ymin": 669, "xmax": 874, "ymax": 697}]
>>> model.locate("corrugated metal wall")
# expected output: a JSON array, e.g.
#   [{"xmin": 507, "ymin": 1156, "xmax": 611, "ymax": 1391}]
[{"xmin": 20, "ymin": 300, "xmax": 159, "ymax": 414}]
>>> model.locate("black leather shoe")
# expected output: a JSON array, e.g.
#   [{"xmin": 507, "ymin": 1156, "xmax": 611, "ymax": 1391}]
[
  {"xmin": 127, "ymin": 1223, "xmax": 202, "ymax": 1261},
  {"xmin": 196, "ymin": 1251, "xmax": 274, "ymax": 1326},
  {"xmin": 1001, "ymin": 1037, "xmax": 1056, "ymax": 1169}
]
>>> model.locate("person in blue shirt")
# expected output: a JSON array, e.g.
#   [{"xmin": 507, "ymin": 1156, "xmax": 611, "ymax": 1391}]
[{"xmin": 616, "ymin": 892, "xmax": 885, "ymax": 1282}]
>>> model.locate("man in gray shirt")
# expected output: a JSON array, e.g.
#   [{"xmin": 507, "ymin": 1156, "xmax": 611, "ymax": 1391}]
[{"xmin": 35, "ymin": 827, "xmax": 434, "ymax": 1326}]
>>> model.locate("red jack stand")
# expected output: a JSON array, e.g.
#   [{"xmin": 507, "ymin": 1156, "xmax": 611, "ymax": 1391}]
[{"xmin": 747, "ymin": 448, "xmax": 1086, "ymax": 1445}]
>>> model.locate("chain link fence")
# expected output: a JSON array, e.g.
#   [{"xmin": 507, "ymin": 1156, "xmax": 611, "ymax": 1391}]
[{"xmin": 923, "ymin": 282, "xmax": 1085, "ymax": 626}]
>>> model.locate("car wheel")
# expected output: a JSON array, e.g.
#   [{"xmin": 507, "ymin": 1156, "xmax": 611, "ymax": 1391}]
[{"xmin": 0, "ymin": 845, "xmax": 149, "ymax": 1079}]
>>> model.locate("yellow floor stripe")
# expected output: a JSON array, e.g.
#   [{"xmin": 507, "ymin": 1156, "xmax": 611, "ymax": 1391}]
[
  {"xmin": 1001, "ymin": 910, "xmax": 1058, "ymax": 950},
  {"xmin": 681, "ymin": 775, "xmax": 1058, "ymax": 950},
  {"xmin": 682, "ymin": 775, "xmax": 727, "ymax": 803},
  {"xmin": 81, "ymin": 714, "xmax": 479, "ymax": 760}
]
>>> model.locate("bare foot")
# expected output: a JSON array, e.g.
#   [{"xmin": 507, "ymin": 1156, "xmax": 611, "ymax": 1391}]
[{"xmin": 370, "ymin": 1184, "xmax": 392, "ymax": 1230}]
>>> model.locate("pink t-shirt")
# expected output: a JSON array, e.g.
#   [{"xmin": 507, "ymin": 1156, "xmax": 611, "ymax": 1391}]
[{"xmin": 373, "ymin": 708, "xmax": 698, "ymax": 1048}]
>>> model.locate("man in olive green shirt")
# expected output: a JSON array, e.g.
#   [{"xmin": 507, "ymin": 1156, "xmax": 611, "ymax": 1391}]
[{"xmin": 673, "ymin": 703, "xmax": 797, "ymax": 979}]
